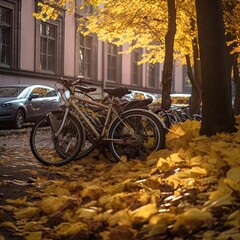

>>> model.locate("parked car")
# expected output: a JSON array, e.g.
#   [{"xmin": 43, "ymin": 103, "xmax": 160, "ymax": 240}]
[
  {"xmin": 124, "ymin": 90, "xmax": 157, "ymax": 101},
  {"xmin": 0, "ymin": 85, "xmax": 61, "ymax": 129},
  {"xmin": 170, "ymin": 93, "xmax": 191, "ymax": 107},
  {"xmin": 148, "ymin": 93, "xmax": 191, "ymax": 111}
]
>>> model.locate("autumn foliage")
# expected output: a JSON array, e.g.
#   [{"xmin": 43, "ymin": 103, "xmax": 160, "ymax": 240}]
[
  {"xmin": 1, "ymin": 117, "xmax": 239, "ymax": 239},
  {"xmin": 33, "ymin": 0, "xmax": 240, "ymax": 64}
]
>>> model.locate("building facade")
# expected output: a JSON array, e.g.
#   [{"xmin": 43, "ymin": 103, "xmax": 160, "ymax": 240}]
[{"xmin": 0, "ymin": 0, "xmax": 188, "ymax": 97}]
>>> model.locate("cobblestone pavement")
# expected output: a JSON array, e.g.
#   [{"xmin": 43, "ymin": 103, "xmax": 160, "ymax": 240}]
[
  {"xmin": 0, "ymin": 127, "xmax": 39, "ymax": 204},
  {"xmin": 0, "ymin": 126, "xmax": 110, "ymax": 239},
  {"xmin": 0, "ymin": 127, "xmax": 69, "ymax": 239}
]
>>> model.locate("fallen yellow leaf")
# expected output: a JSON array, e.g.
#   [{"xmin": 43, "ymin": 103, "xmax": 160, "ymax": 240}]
[
  {"xmin": 173, "ymin": 208, "xmax": 212, "ymax": 231},
  {"xmin": 26, "ymin": 231, "xmax": 42, "ymax": 240},
  {"xmin": 15, "ymin": 207, "xmax": 41, "ymax": 220},
  {"xmin": 131, "ymin": 203, "xmax": 158, "ymax": 219}
]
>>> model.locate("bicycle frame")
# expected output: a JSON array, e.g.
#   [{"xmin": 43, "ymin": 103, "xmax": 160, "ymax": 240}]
[{"xmin": 55, "ymin": 91, "xmax": 136, "ymax": 142}]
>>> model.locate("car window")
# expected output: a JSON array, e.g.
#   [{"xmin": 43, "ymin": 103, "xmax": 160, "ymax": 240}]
[
  {"xmin": 134, "ymin": 92, "xmax": 145, "ymax": 99},
  {"xmin": 0, "ymin": 87, "xmax": 26, "ymax": 97},
  {"xmin": 171, "ymin": 95, "xmax": 190, "ymax": 105},
  {"xmin": 31, "ymin": 87, "xmax": 55, "ymax": 98},
  {"xmin": 46, "ymin": 90, "xmax": 57, "ymax": 97},
  {"xmin": 146, "ymin": 93, "xmax": 154, "ymax": 99}
]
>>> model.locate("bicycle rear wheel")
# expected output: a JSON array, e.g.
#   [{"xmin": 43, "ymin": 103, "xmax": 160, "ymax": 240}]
[
  {"xmin": 30, "ymin": 111, "xmax": 83, "ymax": 166},
  {"xmin": 108, "ymin": 109, "xmax": 165, "ymax": 162},
  {"xmin": 154, "ymin": 109, "xmax": 171, "ymax": 129}
]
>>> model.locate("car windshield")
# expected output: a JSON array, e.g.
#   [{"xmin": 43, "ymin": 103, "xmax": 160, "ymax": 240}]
[{"xmin": 0, "ymin": 87, "xmax": 27, "ymax": 97}]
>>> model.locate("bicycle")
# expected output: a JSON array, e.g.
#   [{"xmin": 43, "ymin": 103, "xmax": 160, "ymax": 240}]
[
  {"xmin": 30, "ymin": 76, "xmax": 166, "ymax": 166},
  {"xmin": 154, "ymin": 105, "xmax": 202, "ymax": 129},
  {"xmin": 59, "ymin": 80, "xmax": 155, "ymax": 161}
]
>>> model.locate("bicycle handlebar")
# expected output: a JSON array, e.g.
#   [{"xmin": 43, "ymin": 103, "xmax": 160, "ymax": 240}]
[
  {"xmin": 73, "ymin": 76, "xmax": 93, "ymax": 86},
  {"xmin": 59, "ymin": 76, "xmax": 93, "ymax": 90}
]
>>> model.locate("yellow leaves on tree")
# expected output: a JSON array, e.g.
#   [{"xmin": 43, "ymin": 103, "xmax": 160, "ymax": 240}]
[
  {"xmin": 32, "ymin": 0, "xmax": 198, "ymax": 65},
  {"xmin": 32, "ymin": 0, "xmax": 75, "ymax": 21},
  {"xmin": 223, "ymin": 0, "xmax": 240, "ymax": 55},
  {"xmin": 32, "ymin": 3, "xmax": 59, "ymax": 21},
  {"xmin": 32, "ymin": 0, "xmax": 239, "ymax": 65}
]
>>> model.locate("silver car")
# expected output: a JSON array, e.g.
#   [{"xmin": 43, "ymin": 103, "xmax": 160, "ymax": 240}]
[
  {"xmin": 0, "ymin": 85, "xmax": 61, "ymax": 129},
  {"xmin": 124, "ymin": 90, "xmax": 157, "ymax": 101}
]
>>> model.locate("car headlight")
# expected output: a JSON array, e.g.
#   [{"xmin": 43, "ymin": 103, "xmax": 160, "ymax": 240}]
[{"xmin": 1, "ymin": 102, "xmax": 13, "ymax": 108}]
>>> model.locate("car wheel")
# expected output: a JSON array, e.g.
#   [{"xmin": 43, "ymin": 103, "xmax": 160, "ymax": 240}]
[{"xmin": 14, "ymin": 109, "xmax": 25, "ymax": 129}]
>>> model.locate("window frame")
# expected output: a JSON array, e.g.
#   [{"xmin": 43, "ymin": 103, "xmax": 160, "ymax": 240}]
[
  {"xmin": 34, "ymin": 2, "xmax": 64, "ymax": 75},
  {"xmin": 0, "ymin": 0, "xmax": 20, "ymax": 69},
  {"xmin": 39, "ymin": 22, "xmax": 57, "ymax": 72},
  {"xmin": 148, "ymin": 63, "xmax": 160, "ymax": 88},
  {"xmin": 182, "ymin": 64, "xmax": 192, "ymax": 93},
  {"xmin": 131, "ymin": 48, "xmax": 143, "ymax": 86},
  {"xmin": 107, "ymin": 42, "xmax": 122, "ymax": 83},
  {"xmin": 75, "ymin": 32, "xmax": 98, "ymax": 80},
  {"xmin": 75, "ymin": 0, "xmax": 93, "ymax": 15},
  {"xmin": 75, "ymin": 1, "xmax": 97, "ymax": 80},
  {"xmin": 78, "ymin": 34, "xmax": 93, "ymax": 79}
]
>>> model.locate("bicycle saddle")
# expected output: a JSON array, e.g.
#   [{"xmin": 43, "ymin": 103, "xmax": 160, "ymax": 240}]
[
  {"xmin": 104, "ymin": 87, "xmax": 131, "ymax": 98},
  {"xmin": 122, "ymin": 98, "xmax": 153, "ymax": 110}
]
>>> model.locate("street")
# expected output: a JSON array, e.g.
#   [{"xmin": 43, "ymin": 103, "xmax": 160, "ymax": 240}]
[
  {"xmin": 0, "ymin": 127, "xmax": 38, "ymax": 239},
  {"xmin": 0, "ymin": 126, "xmax": 110, "ymax": 240},
  {"xmin": 0, "ymin": 127, "xmax": 41, "ymax": 204},
  {"xmin": 0, "ymin": 126, "xmax": 105, "ymax": 204}
]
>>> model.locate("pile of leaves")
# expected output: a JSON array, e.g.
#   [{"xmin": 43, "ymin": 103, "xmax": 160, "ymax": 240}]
[{"xmin": 1, "ymin": 118, "xmax": 240, "ymax": 240}]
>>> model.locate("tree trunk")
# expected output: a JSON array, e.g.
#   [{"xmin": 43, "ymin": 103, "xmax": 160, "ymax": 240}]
[
  {"xmin": 223, "ymin": 0, "xmax": 240, "ymax": 115},
  {"xmin": 161, "ymin": 0, "xmax": 176, "ymax": 110},
  {"xmin": 185, "ymin": 19, "xmax": 202, "ymax": 116},
  {"xmin": 233, "ymin": 55, "xmax": 240, "ymax": 115},
  {"xmin": 185, "ymin": 55, "xmax": 202, "ymax": 116},
  {"xmin": 195, "ymin": 0, "xmax": 236, "ymax": 136},
  {"xmin": 191, "ymin": 30, "xmax": 202, "ymax": 115}
]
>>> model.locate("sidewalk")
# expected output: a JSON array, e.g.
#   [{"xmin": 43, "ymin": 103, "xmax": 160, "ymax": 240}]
[{"xmin": 0, "ymin": 128, "xmax": 37, "ymax": 205}]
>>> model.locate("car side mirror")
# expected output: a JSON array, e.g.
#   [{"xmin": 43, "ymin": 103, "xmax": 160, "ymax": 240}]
[{"xmin": 29, "ymin": 93, "xmax": 39, "ymax": 100}]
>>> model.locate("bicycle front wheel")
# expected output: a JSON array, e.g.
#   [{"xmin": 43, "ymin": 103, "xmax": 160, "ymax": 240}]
[
  {"xmin": 74, "ymin": 133, "xmax": 96, "ymax": 159},
  {"xmin": 30, "ymin": 111, "xmax": 83, "ymax": 166},
  {"xmin": 108, "ymin": 109, "xmax": 165, "ymax": 162}
]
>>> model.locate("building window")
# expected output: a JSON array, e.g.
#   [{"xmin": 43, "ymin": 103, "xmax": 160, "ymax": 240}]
[
  {"xmin": 82, "ymin": 4, "xmax": 93, "ymax": 15},
  {"xmin": 40, "ymin": 22, "xmax": 57, "ymax": 72},
  {"xmin": 148, "ymin": 63, "xmax": 159, "ymax": 88},
  {"xmin": 0, "ymin": 7, "xmax": 11, "ymax": 65},
  {"xmin": 107, "ymin": 43, "xmax": 117, "ymax": 81},
  {"xmin": 0, "ymin": 0, "xmax": 20, "ymax": 69},
  {"xmin": 132, "ymin": 49, "xmax": 142, "ymax": 85},
  {"xmin": 35, "ymin": 1, "xmax": 64, "ymax": 75},
  {"xmin": 107, "ymin": 43, "xmax": 122, "ymax": 83},
  {"xmin": 75, "ymin": 1, "xmax": 98, "ymax": 80},
  {"xmin": 182, "ymin": 65, "xmax": 192, "ymax": 93},
  {"xmin": 79, "ymin": 34, "xmax": 92, "ymax": 78},
  {"xmin": 35, "ymin": 18, "xmax": 63, "ymax": 75},
  {"xmin": 76, "ymin": 0, "xmax": 93, "ymax": 15}
]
